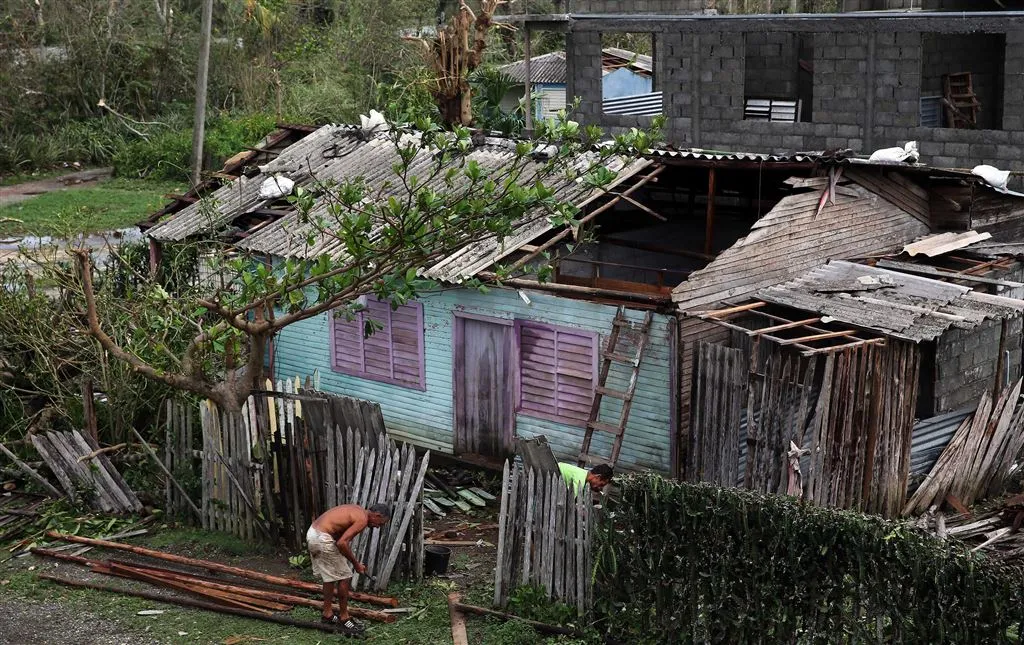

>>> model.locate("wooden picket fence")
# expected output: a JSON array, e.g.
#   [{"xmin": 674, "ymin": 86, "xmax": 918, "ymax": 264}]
[
  {"xmin": 164, "ymin": 377, "xmax": 428, "ymax": 591},
  {"xmin": 163, "ymin": 399, "xmax": 198, "ymax": 518},
  {"xmin": 493, "ymin": 461, "xmax": 595, "ymax": 616}
]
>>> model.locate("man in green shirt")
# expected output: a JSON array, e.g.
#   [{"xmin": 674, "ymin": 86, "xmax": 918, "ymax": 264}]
[{"xmin": 558, "ymin": 462, "xmax": 614, "ymax": 493}]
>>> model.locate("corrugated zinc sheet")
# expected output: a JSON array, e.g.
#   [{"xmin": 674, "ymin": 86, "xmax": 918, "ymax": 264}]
[
  {"xmin": 602, "ymin": 47, "xmax": 653, "ymax": 73},
  {"xmin": 603, "ymin": 91, "xmax": 663, "ymax": 116},
  {"xmin": 672, "ymin": 181, "xmax": 931, "ymax": 310},
  {"xmin": 227, "ymin": 127, "xmax": 650, "ymax": 282},
  {"xmin": 146, "ymin": 125, "xmax": 350, "ymax": 242},
  {"xmin": 757, "ymin": 260, "xmax": 1024, "ymax": 342},
  {"xmin": 499, "ymin": 52, "xmax": 566, "ymax": 84},
  {"xmin": 273, "ymin": 287, "xmax": 674, "ymax": 473},
  {"xmin": 910, "ymin": 408, "xmax": 972, "ymax": 476}
]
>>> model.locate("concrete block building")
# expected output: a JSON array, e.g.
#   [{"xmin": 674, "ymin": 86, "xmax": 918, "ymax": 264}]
[{"xmin": 508, "ymin": 4, "xmax": 1024, "ymax": 180}]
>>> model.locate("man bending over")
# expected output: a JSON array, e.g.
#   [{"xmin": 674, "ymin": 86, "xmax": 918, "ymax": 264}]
[
  {"xmin": 558, "ymin": 462, "xmax": 614, "ymax": 494},
  {"xmin": 307, "ymin": 503, "xmax": 391, "ymax": 635}
]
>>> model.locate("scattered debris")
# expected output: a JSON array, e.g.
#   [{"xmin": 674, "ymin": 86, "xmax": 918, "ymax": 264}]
[
  {"xmin": 449, "ymin": 597, "xmax": 577, "ymax": 637},
  {"xmin": 924, "ymin": 494, "xmax": 1024, "ymax": 561},
  {"xmin": 136, "ymin": 610, "xmax": 165, "ymax": 616},
  {"xmin": 423, "ymin": 469, "xmax": 498, "ymax": 517}
]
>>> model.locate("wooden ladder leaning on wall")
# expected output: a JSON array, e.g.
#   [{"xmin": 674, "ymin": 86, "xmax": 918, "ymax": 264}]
[{"xmin": 578, "ymin": 306, "xmax": 654, "ymax": 468}]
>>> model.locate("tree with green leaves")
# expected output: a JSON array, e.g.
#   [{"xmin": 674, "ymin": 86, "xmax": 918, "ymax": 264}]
[{"xmin": 59, "ymin": 115, "xmax": 657, "ymax": 413}]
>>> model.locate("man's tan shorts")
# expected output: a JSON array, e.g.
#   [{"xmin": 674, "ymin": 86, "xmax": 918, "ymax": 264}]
[{"xmin": 306, "ymin": 526, "xmax": 354, "ymax": 583}]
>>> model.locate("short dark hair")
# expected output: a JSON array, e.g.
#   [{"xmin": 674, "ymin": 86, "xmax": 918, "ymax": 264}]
[
  {"xmin": 590, "ymin": 464, "xmax": 614, "ymax": 481},
  {"xmin": 368, "ymin": 503, "xmax": 392, "ymax": 519}
]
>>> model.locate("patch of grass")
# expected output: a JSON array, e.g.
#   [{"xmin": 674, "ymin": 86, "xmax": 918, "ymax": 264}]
[
  {"xmin": 0, "ymin": 177, "xmax": 183, "ymax": 235},
  {"xmin": 142, "ymin": 528, "xmax": 275, "ymax": 559}
]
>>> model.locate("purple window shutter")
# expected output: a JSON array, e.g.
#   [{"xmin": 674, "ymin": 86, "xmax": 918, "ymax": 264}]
[
  {"xmin": 330, "ymin": 297, "xmax": 425, "ymax": 390},
  {"xmin": 517, "ymin": 321, "xmax": 597, "ymax": 425}
]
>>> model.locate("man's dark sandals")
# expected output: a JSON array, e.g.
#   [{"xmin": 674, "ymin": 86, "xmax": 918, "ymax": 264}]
[{"xmin": 337, "ymin": 617, "xmax": 365, "ymax": 636}]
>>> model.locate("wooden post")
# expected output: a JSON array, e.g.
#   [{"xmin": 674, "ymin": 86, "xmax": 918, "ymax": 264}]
[
  {"xmin": 148, "ymin": 239, "xmax": 162, "ymax": 280},
  {"xmin": 704, "ymin": 166, "xmax": 717, "ymax": 256},
  {"xmin": 524, "ymin": 27, "xmax": 533, "ymax": 136},
  {"xmin": 993, "ymin": 319, "xmax": 1010, "ymax": 401},
  {"xmin": 81, "ymin": 379, "xmax": 98, "ymax": 443},
  {"xmin": 190, "ymin": 0, "xmax": 214, "ymax": 186}
]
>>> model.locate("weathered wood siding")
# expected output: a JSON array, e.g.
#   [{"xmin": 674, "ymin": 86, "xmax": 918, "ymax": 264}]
[{"xmin": 274, "ymin": 288, "xmax": 675, "ymax": 473}]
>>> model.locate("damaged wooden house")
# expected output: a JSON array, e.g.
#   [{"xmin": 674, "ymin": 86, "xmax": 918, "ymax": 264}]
[{"xmin": 143, "ymin": 122, "xmax": 1024, "ymax": 517}]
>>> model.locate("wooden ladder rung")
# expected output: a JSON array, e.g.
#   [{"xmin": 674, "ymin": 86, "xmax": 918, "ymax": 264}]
[
  {"xmin": 577, "ymin": 452, "xmax": 606, "ymax": 465},
  {"xmin": 603, "ymin": 351, "xmax": 638, "ymax": 364},
  {"xmin": 595, "ymin": 386, "xmax": 630, "ymax": 400},
  {"xmin": 611, "ymin": 317, "xmax": 633, "ymax": 328},
  {"xmin": 587, "ymin": 420, "xmax": 623, "ymax": 434}
]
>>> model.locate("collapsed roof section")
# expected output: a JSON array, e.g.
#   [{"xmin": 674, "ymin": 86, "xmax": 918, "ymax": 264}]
[
  {"xmin": 757, "ymin": 260, "xmax": 1024, "ymax": 343},
  {"xmin": 145, "ymin": 124, "xmax": 653, "ymax": 284}
]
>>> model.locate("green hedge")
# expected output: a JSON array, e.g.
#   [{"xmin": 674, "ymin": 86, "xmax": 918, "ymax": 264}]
[{"xmin": 593, "ymin": 475, "xmax": 1023, "ymax": 644}]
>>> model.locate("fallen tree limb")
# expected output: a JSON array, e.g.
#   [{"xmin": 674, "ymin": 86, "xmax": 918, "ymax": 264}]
[
  {"xmin": 76, "ymin": 443, "xmax": 127, "ymax": 463},
  {"xmin": 130, "ymin": 428, "xmax": 201, "ymax": 520},
  {"xmin": 38, "ymin": 574, "xmax": 338, "ymax": 633},
  {"xmin": 452, "ymin": 601, "xmax": 577, "ymax": 636},
  {"xmin": 45, "ymin": 531, "xmax": 398, "ymax": 607}
]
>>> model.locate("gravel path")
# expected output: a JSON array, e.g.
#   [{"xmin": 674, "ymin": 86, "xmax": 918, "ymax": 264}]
[{"xmin": 0, "ymin": 597, "xmax": 162, "ymax": 645}]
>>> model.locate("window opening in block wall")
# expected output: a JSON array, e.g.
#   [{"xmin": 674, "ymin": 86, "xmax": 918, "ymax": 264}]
[
  {"xmin": 600, "ymin": 33, "xmax": 662, "ymax": 116},
  {"xmin": 919, "ymin": 33, "xmax": 1006, "ymax": 130},
  {"xmin": 742, "ymin": 32, "xmax": 814, "ymax": 123},
  {"xmin": 492, "ymin": 31, "xmax": 567, "ymax": 128}
]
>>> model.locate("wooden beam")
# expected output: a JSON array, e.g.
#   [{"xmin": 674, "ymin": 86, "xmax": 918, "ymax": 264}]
[
  {"xmin": 448, "ymin": 593, "xmax": 470, "ymax": 645},
  {"xmin": 705, "ymin": 301, "xmax": 765, "ymax": 318},
  {"xmin": 615, "ymin": 193, "xmax": 667, "ymax": 221},
  {"xmin": 778, "ymin": 330, "xmax": 856, "ymax": 344},
  {"xmin": 704, "ymin": 167, "xmax": 716, "ymax": 256},
  {"xmin": 750, "ymin": 317, "xmax": 823, "ymax": 335}
]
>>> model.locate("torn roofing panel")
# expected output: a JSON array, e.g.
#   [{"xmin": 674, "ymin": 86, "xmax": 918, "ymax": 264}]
[
  {"xmin": 756, "ymin": 260, "xmax": 1024, "ymax": 343},
  {"xmin": 148, "ymin": 124, "xmax": 652, "ymax": 283},
  {"xmin": 671, "ymin": 180, "xmax": 931, "ymax": 310},
  {"xmin": 146, "ymin": 125, "xmax": 352, "ymax": 242},
  {"xmin": 902, "ymin": 230, "xmax": 993, "ymax": 257},
  {"xmin": 499, "ymin": 51, "xmax": 567, "ymax": 84}
]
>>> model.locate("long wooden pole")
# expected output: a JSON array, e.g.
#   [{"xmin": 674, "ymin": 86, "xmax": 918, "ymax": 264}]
[
  {"xmin": 45, "ymin": 532, "xmax": 398, "ymax": 607},
  {"xmin": 31, "ymin": 548, "xmax": 394, "ymax": 623},
  {"xmin": 0, "ymin": 441, "xmax": 64, "ymax": 499},
  {"xmin": 190, "ymin": 0, "xmax": 214, "ymax": 185},
  {"xmin": 130, "ymin": 428, "xmax": 201, "ymax": 520},
  {"xmin": 38, "ymin": 574, "xmax": 339, "ymax": 634},
  {"xmin": 704, "ymin": 166, "xmax": 717, "ymax": 256}
]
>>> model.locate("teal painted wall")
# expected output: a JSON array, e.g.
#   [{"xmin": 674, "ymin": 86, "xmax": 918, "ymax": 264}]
[{"xmin": 273, "ymin": 287, "xmax": 675, "ymax": 473}]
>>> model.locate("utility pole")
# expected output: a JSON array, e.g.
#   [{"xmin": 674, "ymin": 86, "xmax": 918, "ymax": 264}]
[{"xmin": 191, "ymin": 0, "xmax": 214, "ymax": 187}]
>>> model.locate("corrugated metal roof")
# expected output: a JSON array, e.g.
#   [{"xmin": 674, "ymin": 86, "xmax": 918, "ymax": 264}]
[
  {"xmin": 757, "ymin": 260, "xmax": 1024, "ymax": 342},
  {"xmin": 602, "ymin": 47, "xmax": 653, "ymax": 73},
  {"xmin": 910, "ymin": 409, "xmax": 972, "ymax": 477},
  {"xmin": 147, "ymin": 125, "xmax": 353, "ymax": 242},
  {"xmin": 150, "ymin": 124, "xmax": 651, "ymax": 282},
  {"xmin": 647, "ymin": 148, "xmax": 816, "ymax": 163},
  {"xmin": 498, "ymin": 52, "xmax": 566, "ymax": 84},
  {"xmin": 902, "ymin": 231, "xmax": 992, "ymax": 257},
  {"xmin": 603, "ymin": 91, "xmax": 663, "ymax": 116},
  {"xmin": 961, "ymin": 242, "xmax": 1024, "ymax": 259}
]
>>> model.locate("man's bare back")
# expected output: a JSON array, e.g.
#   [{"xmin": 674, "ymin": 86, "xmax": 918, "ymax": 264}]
[{"xmin": 312, "ymin": 504, "xmax": 368, "ymax": 542}]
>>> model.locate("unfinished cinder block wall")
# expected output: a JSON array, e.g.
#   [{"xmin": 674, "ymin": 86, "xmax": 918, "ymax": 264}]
[
  {"xmin": 933, "ymin": 318, "xmax": 1023, "ymax": 414},
  {"xmin": 561, "ymin": 14, "xmax": 1024, "ymax": 178},
  {"xmin": 921, "ymin": 33, "xmax": 1005, "ymax": 131}
]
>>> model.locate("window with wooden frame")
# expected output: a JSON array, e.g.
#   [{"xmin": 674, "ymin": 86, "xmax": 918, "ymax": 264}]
[
  {"xmin": 329, "ymin": 297, "xmax": 426, "ymax": 390},
  {"xmin": 515, "ymin": 320, "xmax": 598, "ymax": 426}
]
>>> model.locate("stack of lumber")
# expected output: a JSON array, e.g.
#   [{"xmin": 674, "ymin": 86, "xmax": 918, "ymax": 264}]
[
  {"xmin": 904, "ymin": 379, "xmax": 1024, "ymax": 516},
  {"xmin": 36, "ymin": 533, "xmax": 401, "ymax": 630},
  {"xmin": 422, "ymin": 470, "xmax": 495, "ymax": 517},
  {"xmin": 29, "ymin": 430, "xmax": 141, "ymax": 514}
]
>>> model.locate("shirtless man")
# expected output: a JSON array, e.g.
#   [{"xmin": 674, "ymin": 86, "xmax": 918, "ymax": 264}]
[{"xmin": 306, "ymin": 503, "xmax": 391, "ymax": 635}]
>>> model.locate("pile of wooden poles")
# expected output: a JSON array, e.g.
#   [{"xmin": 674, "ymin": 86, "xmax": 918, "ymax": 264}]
[
  {"xmin": 35, "ymin": 532, "xmax": 400, "ymax": 633},
  {"xmin": 905, "ymin": 378, "xmax": 1024, "ymax": 516}
]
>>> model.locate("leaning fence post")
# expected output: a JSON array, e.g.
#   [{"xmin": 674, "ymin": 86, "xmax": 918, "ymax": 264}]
[
  {"xmin": 132, "ymin": 428, "xmax": 201, "ymax": 521},
  {"xmin": 494, "ymin": 460, "xmax": 511, "ymax": 608}
]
